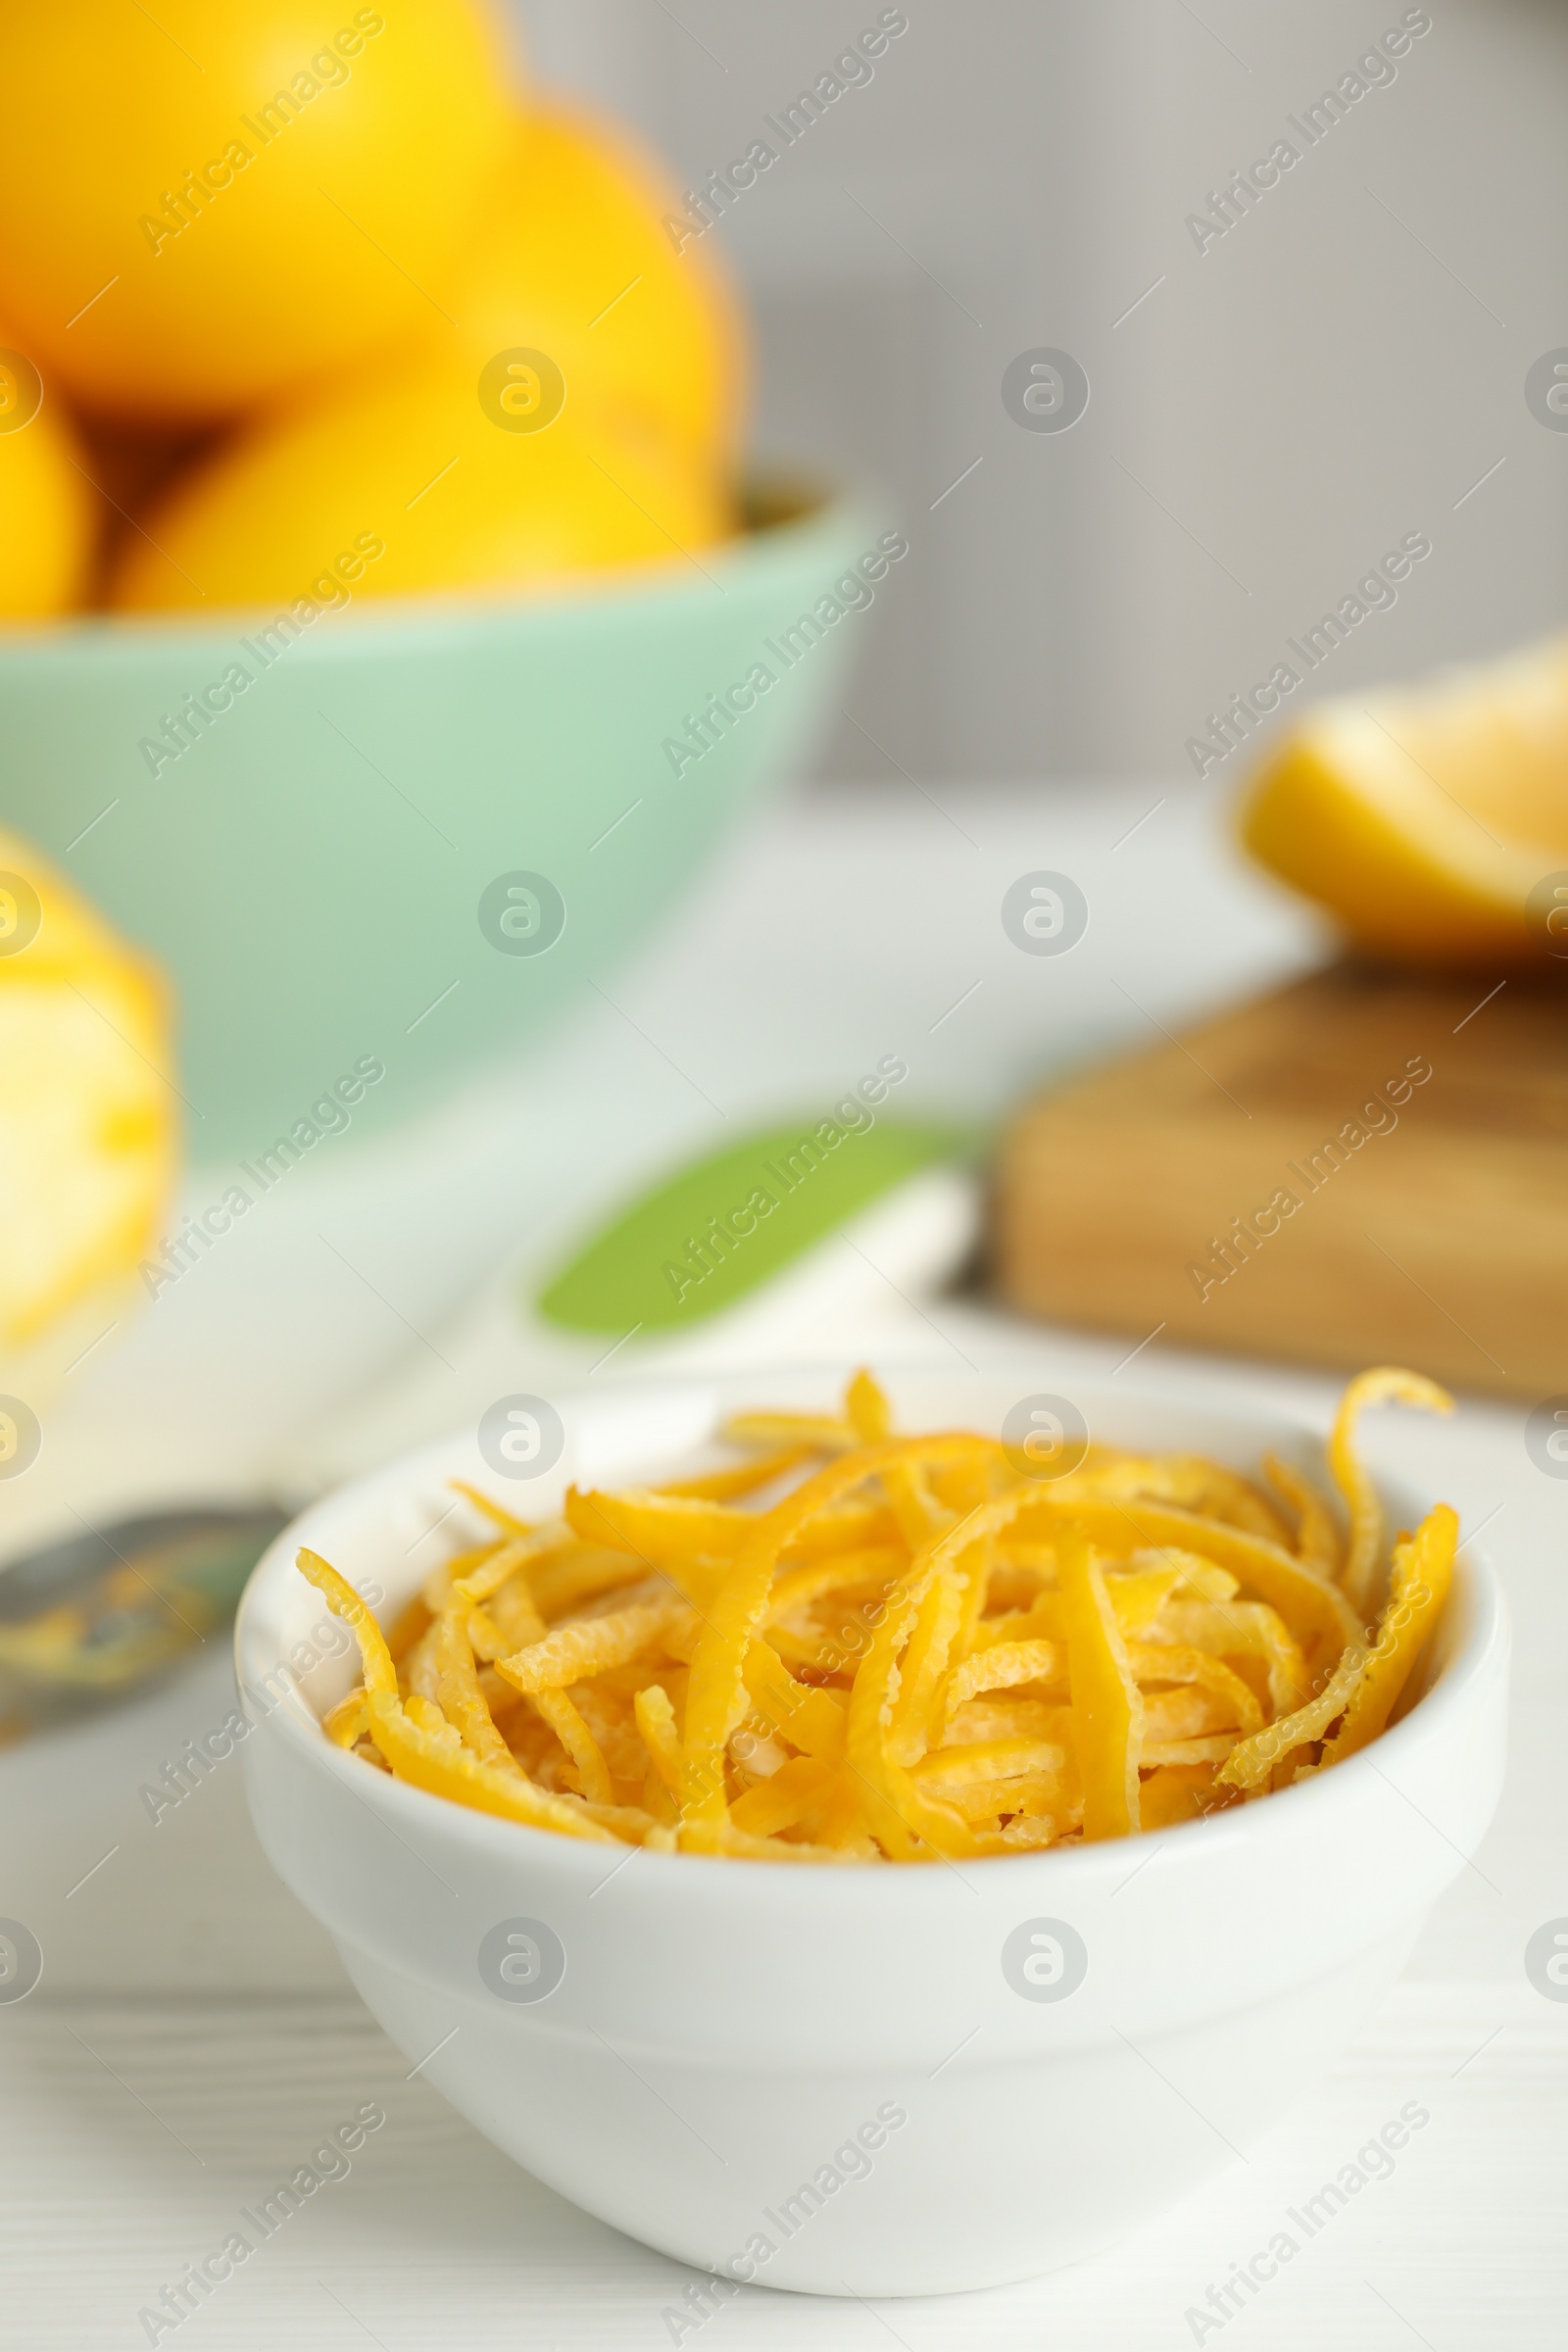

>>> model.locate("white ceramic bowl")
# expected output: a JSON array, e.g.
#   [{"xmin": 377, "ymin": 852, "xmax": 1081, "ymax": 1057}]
[{"xmin": 235, "ymin": 1369, "xmax": 1508, "ymax": 2298}]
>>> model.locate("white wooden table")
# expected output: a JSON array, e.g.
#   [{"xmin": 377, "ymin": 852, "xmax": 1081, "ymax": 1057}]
[
  {"xmin": 3, "ymin": 1978, "xmax": 1563, "ymax": 2349},
  {"xmin": 3, "ymin": 784, "xmax": 1564, "ymax": 2345}
]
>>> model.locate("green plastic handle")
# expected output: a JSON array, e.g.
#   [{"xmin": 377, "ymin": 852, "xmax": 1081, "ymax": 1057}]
[{"xmin": 534, "ymin": 1117, "xmax": 965, "ymax": 1337}]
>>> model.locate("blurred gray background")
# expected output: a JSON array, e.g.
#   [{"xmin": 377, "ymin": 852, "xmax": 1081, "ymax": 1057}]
[{"xmin": 512, "ymin": 0, "xmax": 1568, "ymax": 783}]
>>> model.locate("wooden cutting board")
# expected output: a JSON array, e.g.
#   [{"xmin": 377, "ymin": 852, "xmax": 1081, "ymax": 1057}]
[{"xmin": 992, "ymin": 962, "xmax": 1568, "ymax": 1397}]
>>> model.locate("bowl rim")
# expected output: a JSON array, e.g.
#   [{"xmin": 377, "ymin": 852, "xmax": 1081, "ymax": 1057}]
[
  {"xmin": 235, "ymin": 1365, "xmax": 1509, "ymax": 1904},
  {"xmin": 0, "ymin": 478, "xmax": 871, "ymax": 663}
]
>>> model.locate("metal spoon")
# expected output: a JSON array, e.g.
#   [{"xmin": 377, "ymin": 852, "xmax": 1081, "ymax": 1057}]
[{"xmin": 0, "ymin": 1504, "xmax": 290, "ymax": 1739}]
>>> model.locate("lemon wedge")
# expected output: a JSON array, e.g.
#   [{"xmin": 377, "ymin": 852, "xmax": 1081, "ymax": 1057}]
[
  {"xmin": 0, "ymin": 826, "xmax": 176, "ymax": 1357},
  {"xmin": 1239, "ymin": 634, "xmax": 1568, "ymax": 968}
]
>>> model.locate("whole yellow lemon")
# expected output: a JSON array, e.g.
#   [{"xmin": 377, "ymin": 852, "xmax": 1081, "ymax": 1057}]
[
  {"xmin": 455, "ymin": 107, "xmax": 748, "ymax": 469},
  {"xmin": 0, "ymin": 346, "xmax": 92, "ymax": 619},
  {"xmin": 0, "ymin": 823, "xmax": 175, "ymax": 1352},
  {"xmin": 108, "ymin": 343, "xmax": 733, "ymax": 613},
  {"xmin": 0, "ymin": 2, "xmax": 514, "ymax": 425}
]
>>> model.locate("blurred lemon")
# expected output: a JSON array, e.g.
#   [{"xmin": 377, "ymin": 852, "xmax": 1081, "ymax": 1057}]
[
  {"xmin": 456, "ymin": 106, "xmax": 748, "ymax": 468},
  {"xmin": 108, "ymin": 342, "xmax": 733, "ymax": 613},
  {"xmin": 0, "ymin": 1, "xmax": 514, "ymax": 426},
  {"xmin": 0, "ymin": 827, "xmax": 176, "ymax": 1354},
  {"xmin": 0, "ymin": 346, "xmax": 93, "ymax": 619},
  {"xmin": 1240, "ymin": 634, "xmax": 1568, "ymax": 969}
]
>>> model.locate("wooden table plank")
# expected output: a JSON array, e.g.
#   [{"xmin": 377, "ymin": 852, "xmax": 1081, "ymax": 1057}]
[{"xmin": 1, "ymin": 1986, "xmax": 1562, "ymax": 2348}]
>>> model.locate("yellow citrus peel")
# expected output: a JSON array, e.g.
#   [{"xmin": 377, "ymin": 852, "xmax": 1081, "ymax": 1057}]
[{"xmin": 295, "ymin": 1364, "xmax": 1461, "ymax": 1860}]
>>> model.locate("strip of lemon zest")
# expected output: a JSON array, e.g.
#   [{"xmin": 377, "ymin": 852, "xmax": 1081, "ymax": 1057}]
[
  {"xmin": 1057, "ymin": 1528, "xmax": 1144, "ymax": 1839},
  {"xmin": 908, "ymin": 1736, "xmax": 1066, "ymax": 1788},
  {"xmin": 1022, "ymin": 1497, "xmax": 1361, "ymax": 1665},
  {"xmin": 729, "ymin": 1755, "xmax": 838, "ymax": 1837},
  {"xmin": 679, "ymin": 1435, "xmax": 990, "ymax": 1853},
  {"xmin": 1321, "ymin": 1505, "xmax": 1457, "ymax": 1763},
  {"xmin": 633, "ymin": 1684, "xmax": 683, "ymax": 1795},
  {"xmin": 657, "ymin": 1445, "xmax": 814, "ymax": 1501},
  {"xmin": 296, "ymin": 1548, "xmax": 617, "ymax": 1842},
  {"xmin": 1327, "ymin": 1368, "xmax": 1452, "ymax": 1618},
  {"xmin": 1123, "ymin": 1641, "xmax": 1263, "ymax": 1736},
  {"xmin": 939, "ymin": 1638, "xmax": 1061, "ymax": 1734},
  {"xmin": 449, "ymin": 1480, "xmax": 535, "ymax": 1538},
  {"xmin": 321, "ymin": 1690, "xmax": 368, "ymax": 1748},
  {"xmin": 495, "ymin": 1596, "xmax": 689, "ymax": 1695},
  {"xmin": 1262, "ymin": 1453, "xmax": 1345, "ymax": 1578}
]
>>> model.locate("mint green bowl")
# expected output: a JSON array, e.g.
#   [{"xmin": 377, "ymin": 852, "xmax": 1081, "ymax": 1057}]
[{"xmin": 0, "ymin": 487, "xmax": 872, "ymax": 1156}]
